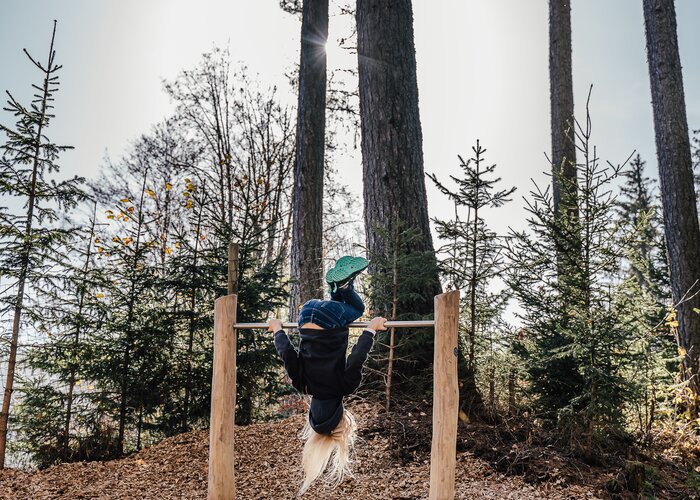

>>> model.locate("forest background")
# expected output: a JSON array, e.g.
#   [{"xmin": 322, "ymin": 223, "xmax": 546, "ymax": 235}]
[{"xmin": 1, "ymin": 0, "xmax": 700, "ymax": 488}]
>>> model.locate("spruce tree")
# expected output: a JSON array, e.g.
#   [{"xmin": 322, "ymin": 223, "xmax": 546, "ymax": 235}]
[
  {"xmin": 428, "ymin": 140, "xmax": 515, "ymax": 418},
  {"xmin": 13, "ymin": 202, "xmax": 113, "ymax": 466},
  {"xmin": 506, "ymin": 107, "xmax": 643, "ymax": 452},
  {"xmin": 0, "ymin": 21, "xmax": 86, "ymax": 467},
  {"xmin": 364, "ymin": 219, "xmax": 439, "ymax": 404}
]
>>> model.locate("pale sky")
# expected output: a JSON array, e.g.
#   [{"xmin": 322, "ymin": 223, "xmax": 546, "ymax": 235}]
[{"xmin": 1, "ymin": 0, "xmax": 699, "ymax": 241}]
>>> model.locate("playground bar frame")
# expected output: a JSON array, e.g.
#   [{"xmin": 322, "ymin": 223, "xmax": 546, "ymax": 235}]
[
  {"xmin": 207, "ymin": 244, "xmax": 459, "ymax": 500},
  {"xmin": 232, "ymin": 320, "xmax": 435, "ymax": 330}
]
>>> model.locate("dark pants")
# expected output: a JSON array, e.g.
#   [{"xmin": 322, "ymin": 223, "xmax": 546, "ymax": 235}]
[{"xmin": 298, "ymin": 281, "xmax": 365, "ymax": 329}]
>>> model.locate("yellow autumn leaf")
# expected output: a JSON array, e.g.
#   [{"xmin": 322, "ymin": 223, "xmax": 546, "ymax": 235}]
[
  {"xmin": 107, "ymin": 215, "xmax": 115, "ymax": 220},
  {"xmin": 123, "ymin": 237, "xmax": 133, "ymax": 245},
  {"xmin": 183, "ymin": 192, "xmax": 190, "ymax": 198},
  {"xmin": 165, "ymin": 247, "xmax": 173, "ymax": 255},
  {"xmin": 165, "ymin": 182, "xmax": 173, "ymax": 191},
  {"xmin": 185, "ymin": 200, "xmax": 193, "ymax": 209},
  {"xmin": 105, "ymin": 209, "xmax": 113, "ymax": 214},
  {"xmin": 127, "ymin": 206, "xmax": 135, "ymax": 213},
  {"xmin": 120, "ymin": 198, "xmax": 130, "ymax": 203},
  {"xmin": 184, "ymin": 177, "xmax": 191, "ymax": 183},
  {"xmin": 146, "ymin": 189, "xmax": 155, "ymax": 198},
  {"xmin": 97, "ymin": 247, "xmax": 104, "ymax": 254},
  {"xmin": 95, "ymin": 292, "xmax": 105, "ymax": 299},
  {"xmin": 112, "ymin": 237, "xmax": 120, "ymax": 243},
  {"xmin": 679, "ymin": 347, "xmax": 687, "ymax": 356},
  {"xmin": 174, "ymin": 242, "xmax": 181, "ymax": 249}
]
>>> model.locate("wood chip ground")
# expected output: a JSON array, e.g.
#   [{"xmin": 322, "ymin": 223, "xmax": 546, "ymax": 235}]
[{"xmin": 0, "ymin": 405, "xmax": 602, "ymax": 499}]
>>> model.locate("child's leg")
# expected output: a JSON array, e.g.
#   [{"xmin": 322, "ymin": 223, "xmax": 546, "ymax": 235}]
[{"xmin": 330, "ymin": 280, "xmax": 365, "ymax": 323}]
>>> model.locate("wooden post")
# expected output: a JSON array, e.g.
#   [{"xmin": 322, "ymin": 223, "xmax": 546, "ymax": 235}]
[
  {"xmin": 429, "ymin": 290, "xmax": 459, "ymax": 500},
  {"xmin": 208, "ymin": 294, "xmax": 237, "ymax": 500},
  {"xmin": 227, "ymin": 242, "xmax": 239, "ymax": 295}
]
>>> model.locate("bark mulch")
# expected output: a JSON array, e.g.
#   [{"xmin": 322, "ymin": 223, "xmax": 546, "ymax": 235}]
[{"xmin": 0, "ymin": 404, "xmax": 602, "ymax": 499}]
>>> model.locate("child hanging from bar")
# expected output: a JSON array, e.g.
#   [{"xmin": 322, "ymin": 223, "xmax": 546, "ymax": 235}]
[{"xmin": 268, "ymin": 256, "xmax": 386, "ymax": 495}]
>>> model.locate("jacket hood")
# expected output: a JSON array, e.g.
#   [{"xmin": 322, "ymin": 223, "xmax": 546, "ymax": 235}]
[{"xmin": 309, "ymin": 396, "xmax": 344, "ymax": 435}]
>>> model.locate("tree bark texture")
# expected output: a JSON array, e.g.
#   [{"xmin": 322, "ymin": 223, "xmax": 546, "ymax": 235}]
[
  {"xmin": 356, "ymin": 0, "xmax": 441, "ymax": 316},
  {"xmin": 643, "ymin": 0, "xmax": 700, "ymax": 396},
  {"xmin": 549, "ymin": 0, "xmax": 578, "ymax": 218},
  {"xmin": 289, "ymin": 0, "xmax": 329, "ymax": 320}
]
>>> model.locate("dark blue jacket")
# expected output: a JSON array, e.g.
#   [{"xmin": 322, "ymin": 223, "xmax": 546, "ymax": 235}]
[{"xmin": 274, "ymin": 327, "xmax": 375, "ymax": 398}]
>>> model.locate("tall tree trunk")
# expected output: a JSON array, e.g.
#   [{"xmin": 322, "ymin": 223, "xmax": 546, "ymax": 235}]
[
  {"xmin": 643, "ymin": 0, "xmax": 700, "ymax": 405},
  {"xmin": 357, "ymin": 0, "xmax": 442, "ymax": 393},
  {"xmin": 0, "ymin": 23, "xmax": 57, "ymax": 468},
  {"xmin": 289, "ymin": 0, "xmax": 329, "ymax": 319},
  {"xmin": 356, "ymin": 0, "xmax": 441, "ymax": 317},
  {"xmin": 549, "ymin": 0, "xmax": 578, "ymax": 219}
]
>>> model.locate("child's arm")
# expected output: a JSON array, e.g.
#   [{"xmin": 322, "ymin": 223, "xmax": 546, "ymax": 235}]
[
  {"xmin": 269, "ymin": 319, "xmax": 302, "ymax": 391},
  {"xmin": 343, "ymin": 317, "xmax": 386, "ymax": 395}
]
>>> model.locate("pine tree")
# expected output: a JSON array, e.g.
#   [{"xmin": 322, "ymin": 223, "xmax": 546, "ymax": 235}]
[
  {"xmin": 428, "ymin": 140, "xmax": 515, "ymax": 418},
  {"xmin": 356, "ymin": 0, "xmax": 442, "ymax": 323},
  {"xmin": 364, "ymin": 219, "xmax": 440, "ymax": 401},
  {"xmin": 616, "ymin": 154, "xmax": 670, "ymax": 308},
  {"xmin": 13, "ymin": 201, "xmax": 117, "ymax": 466},
  {"xmin": 0, "ymin": 21, "xmax": 86, "ymax": 467},
  {"xmin": 506, "ymin": 106, "xmax": 642, "ymax": 452},
  {"xmin": 289, "ymin": 0, "xmax": 329, "ymax": 320},
  {"xmin": 643, "ymin": 0, "xmax": 700, "ymax": 405}
]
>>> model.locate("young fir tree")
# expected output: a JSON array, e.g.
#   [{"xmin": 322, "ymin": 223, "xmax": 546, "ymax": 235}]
[
  {"xmin": 13, "ymin": 202, "xmax": 116, "ymax": 466},
  {"xmin": 87, "ymin": 172, "xmax": 175, "ymax": 454},
  {"xmin": 506, "ymin": 104, "xmax": 644, "ymax": 453},
  {"xmin": 616, "ymin": 154, "xmax": 670, "ymax": 305},
  {"xmin": 615, "ymin": 154, "xmax": 674, "ymax": 441},
  {"xmin": 364, "ymin": 217, "xmax": 440, "ymax": 402},
  {"xmin": 428, "ymin": 140, "xmax": 515, "ymax": 419},
  {"xmin": 0, "ymin": 21, "xmax": 86, "ymax": 467}
]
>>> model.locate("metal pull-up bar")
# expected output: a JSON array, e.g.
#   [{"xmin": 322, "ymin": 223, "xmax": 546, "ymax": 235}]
[
  {"xmin": 233, "ymin": 320, "xmax": 435, "ymax": 330},
  {"xmin": 208, "ymin": 243, "xmax": 459, "ymax": 500}
]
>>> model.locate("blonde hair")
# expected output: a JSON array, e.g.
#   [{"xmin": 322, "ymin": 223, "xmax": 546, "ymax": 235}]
[{"xmin": 298, "ymin": 409, "xmax": 357, "ymax": 496}]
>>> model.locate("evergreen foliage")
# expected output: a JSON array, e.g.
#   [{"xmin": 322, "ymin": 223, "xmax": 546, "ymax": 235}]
[
  {"xmin": 505, "ymin": 108, "xmax": 647, "ymax": 449},
  {"xmin": 0, "ymin": 21, "xmax": 86, "ymax": 467},
  {"xmin": 364, "ymin": 219, "xmax": 440, "ymax": 398},
  {"xmin": 428, "ymin": 140, "xmax": 515, "ymax": 417}
]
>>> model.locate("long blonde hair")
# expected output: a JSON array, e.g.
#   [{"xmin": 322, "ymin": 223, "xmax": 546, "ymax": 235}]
[{"xmin": 298, "ymin": 409, "xmax": 357, "ymax": 496}]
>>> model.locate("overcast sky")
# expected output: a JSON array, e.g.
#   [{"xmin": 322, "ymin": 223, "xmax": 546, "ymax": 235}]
[{"xmin": 1, "ymin": 0, "xmax": 699, "ymax": 240}]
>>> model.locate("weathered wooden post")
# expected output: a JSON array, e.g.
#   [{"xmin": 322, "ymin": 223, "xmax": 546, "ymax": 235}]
[
  {"xmin": 208, "ymin": 243, "xmax": 239, "ymax": 499},
  {"xmin": 429, "ymin": 290, "xmax": 460, "ymax": 499}
]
